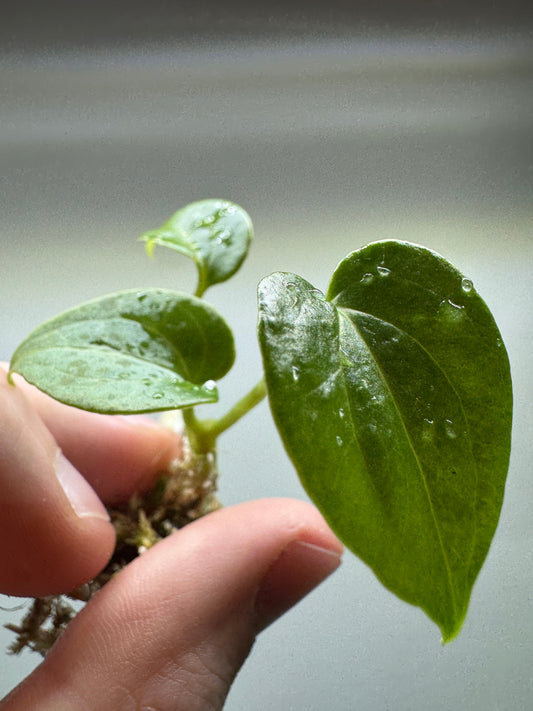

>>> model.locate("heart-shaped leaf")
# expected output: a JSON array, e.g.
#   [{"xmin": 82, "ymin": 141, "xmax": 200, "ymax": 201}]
[
  {"xmin": 9, "ymin": 288, "xmax": 235, "ymax": 413},
  {"xmin": 140, "ymin": 199, "xmax": 253, "ymax": 296},
  {"xmin": 257, "ymin": 241, "xmax": 512, "ymax": 641}
]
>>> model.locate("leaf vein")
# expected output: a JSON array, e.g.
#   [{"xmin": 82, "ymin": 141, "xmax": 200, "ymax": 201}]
[{"xmin": 339, "ymin": 309, "xmax": 460, "ymax": 618}]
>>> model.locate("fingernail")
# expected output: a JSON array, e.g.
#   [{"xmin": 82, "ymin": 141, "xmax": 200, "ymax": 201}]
[
  {"xmin": 55, "ymin": 450, "xmax": 110, "ymax": 521},
  {"xmin": 254, "ymin": 540, "xmax": 343, "ymax": 633}
]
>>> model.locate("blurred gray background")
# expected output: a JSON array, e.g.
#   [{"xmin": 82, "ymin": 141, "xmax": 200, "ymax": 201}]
[{"xmin": 1, "ymin": 2, "xmax": 532, "ymax": 709}]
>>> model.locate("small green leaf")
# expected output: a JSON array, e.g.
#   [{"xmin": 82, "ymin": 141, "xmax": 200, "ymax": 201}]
[
  {"xmin": 258, "ymin": 241, "xmax": 512, "ymax": 641},
  {"xmin": 9, "ymin": 288, "xmax": 235, "ymax": 413},
  {"xmin": 140, "ymin": 199, "xmax": 253, "ymax": 296}
]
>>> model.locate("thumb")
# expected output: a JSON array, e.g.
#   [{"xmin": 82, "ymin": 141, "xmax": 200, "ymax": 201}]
[
  {"xmin": 0, "ymin": 370, "xmax": 114, "ymax": 596},
  {"xmin": 2, "ymin": 499, "xmax": 343, "ymax": 711}
]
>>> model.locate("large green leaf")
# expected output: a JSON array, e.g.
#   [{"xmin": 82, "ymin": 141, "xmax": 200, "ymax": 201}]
[
  {"xmin": 9, "ymin": 288, "xmax": 235, "ymax": 413},
  {"xmin": 140, "ymin": 199, "xmax": 253, "ymax": 296},
  {"xmin": 257, "ymin": 241, "xmax": 512, "ymax": 641}
]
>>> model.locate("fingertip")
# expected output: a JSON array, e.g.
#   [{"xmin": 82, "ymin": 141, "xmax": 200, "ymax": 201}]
[
  {"xmin": 4, "ymin": 373, "xmax": 183, "ymax": 503},
  {"xmin": 254, "ymin": 538, "xmax": 343, "ymax": 633}
]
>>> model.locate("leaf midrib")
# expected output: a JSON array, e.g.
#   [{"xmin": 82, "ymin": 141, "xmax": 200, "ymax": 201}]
[
  {"xmin": 338, "ymin": 301, "xmax": 480, "ymax": 577},
  {"xmin": 337, "ymin": 308, "xmax": 460, "ymax": 620}
]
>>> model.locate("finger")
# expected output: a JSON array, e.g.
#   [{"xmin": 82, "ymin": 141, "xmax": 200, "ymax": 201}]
[
  {"xmin": 4, "ymin": 367, "xmax": 183, "ymax": 505},
  {"xmin": 2, "ymin": 499, "xmax": 343, "ymax": 711},
  {"xmin": 0, "ymin": 369, "xmax": 115, "ymax": 597}
]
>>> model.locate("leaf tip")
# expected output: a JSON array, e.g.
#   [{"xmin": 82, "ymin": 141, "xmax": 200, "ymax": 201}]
[{"xmin": 439, "ymin": 614, "xmax": 465, "ymax": 645}]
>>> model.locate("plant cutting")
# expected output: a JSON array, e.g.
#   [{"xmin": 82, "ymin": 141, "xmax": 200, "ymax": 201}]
[{"xmin": 5, "ymin": 198, "xmax": 512, "ymax": 654}]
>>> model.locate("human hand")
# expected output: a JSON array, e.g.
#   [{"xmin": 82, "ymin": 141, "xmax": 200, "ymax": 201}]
[{"xmin": 0, "ymin": 365, "xmax": 343, "ymax": 710}]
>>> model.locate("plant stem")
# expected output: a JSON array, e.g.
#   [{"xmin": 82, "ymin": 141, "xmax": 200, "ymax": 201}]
[
  {"xmin": 182, "ymin": 407, "xmax": 206, "ymax": 453},
  {"xmin": 183, "ymin": 378, "xmax": 267, "ymax": 454},
  {"xmin": 194, "ymin": 266, "xmax": 208, "ymax": 299},
  {"xmin": 209, "ymin": 378, "xmax": 267, "ymax": 437}
]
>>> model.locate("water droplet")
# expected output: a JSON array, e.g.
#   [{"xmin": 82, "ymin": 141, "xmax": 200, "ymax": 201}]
[
  {"xmin": 336, "ymin": 436, "xmax": 343, "ymax": 446},
  {"xmin": 461, "ymin": 277, "xmax": 473, "ymax": 293},
  {"xmin": 448, "ymin": 299, "xmax": 463, "ymax": 311},
  {"xmin": 203, "ymin": 379, "xmax": 216, "ymax": 391},
  {"xmin": 309, "ymin": 288, "xmax": 326, "ymax": 300},
  {"xmin": 377, "ymin": 266, "xmax": 391, "ymax": 277},
  {"xmin": 136, "ymin": 292, "xmax": 148, "ymax": 302},
  {"xmin": 321, "ymin": 381, "xmax": 333, "ymax": 396},
  {"xmin": 215, "ymin": 229, "xmax": 232, "ymax": 246},
  {"xmin": 285, "ymin": 282, "xmax": 301, "ymax": 308},
  {"xmin": 338, "ymin": 408, "xmax": 345, "ymax": 418},
  {"xmin": 444, "ymin": 419, "xmax": 457, "ymax": 439},
  {"xmin": 152, "ymin": 392, "xmax": 164, "ymax": 400},
  {"xmin": 421, "ymin": 418, "xmax": 434, "ymax": 442},
  {"xmin": 370, "ymin": 393, "xmax": 385, "ymax": 405},
  {"xmin": 292, "ymin": 365, "xmax": 300, "ymax": 382},
  {"xmin": 142, "ymin": 377, "xmax": 152, "ymax": 387},
  {"xmin": 439, "ymin": 299, "xmax": 465, "ymax": 322},
  {"xmin": 360, "ymin": 273, "xmax": 374, "ymax": 284},
  {"xmin": 368, "ymin": 423, "xmax": 377, "ymax": 433}
]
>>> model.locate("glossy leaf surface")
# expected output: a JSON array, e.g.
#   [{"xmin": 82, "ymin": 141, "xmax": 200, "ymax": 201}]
[
  {"xmin": 10, "ymin": 289, "xmax": 235, "ymax": 413},
  {"xmin": 140, "ymin": 199, "xmax": 253, "ymax": 296},
  {"xmin": 258, "ymin": 241, "xmax": 512, "ymax": 641}
]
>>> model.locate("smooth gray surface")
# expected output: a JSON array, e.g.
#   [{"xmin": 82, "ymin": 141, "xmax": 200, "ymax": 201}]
[{"xmin": 1, "ymin": 31, "xmax": 532, "ymax": 709}]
